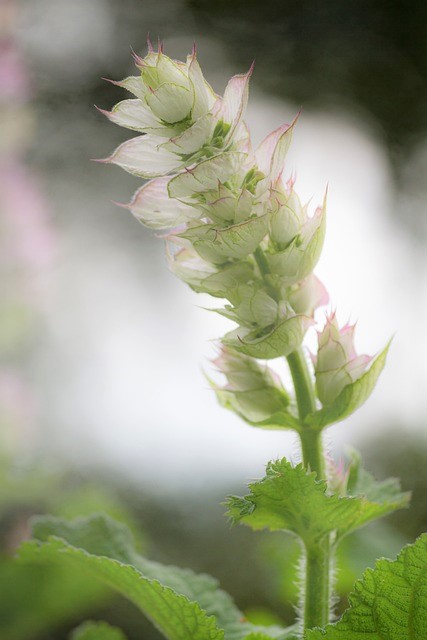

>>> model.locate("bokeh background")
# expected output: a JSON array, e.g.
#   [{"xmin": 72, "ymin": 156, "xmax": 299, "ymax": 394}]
[{"xmin": 1, "ymin": 1, "xmax": 426, "ymax": 638}]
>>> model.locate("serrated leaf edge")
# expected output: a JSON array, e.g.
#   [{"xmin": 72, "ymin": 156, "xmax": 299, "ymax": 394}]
[
  {"xmin": 19, "ymin": 536, "xmax": 224, "ymax": 640},
  {"xmin": 226, "ymin": 460, "xmax": 410, "ymax": 543}
]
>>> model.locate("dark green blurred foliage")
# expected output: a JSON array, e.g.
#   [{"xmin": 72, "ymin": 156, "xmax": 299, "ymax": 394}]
[
  {"xmin": 189, "ymin": 0, "xmax": 427, "ymax": 161},
  {"xmin": 27, "ymin": 0, "xmax": 427, "ymax": 240},
  {"xmin": 0, "ymin": 458, "xmax": 141, "ymax": 640},
  {"xmin": 1, "ymin": 430, "xmax": 425, "ymax": 639},
  {"xmin": 188, "ymin": 0, "xmax": 427, "ymax": 240},
  {"xmin": 362, "ymin": 430, "xmax": 427, "ymax": 539},
  {"xmin": 0, "ymin": 559, "xmax": 107, "ymax": 640}
]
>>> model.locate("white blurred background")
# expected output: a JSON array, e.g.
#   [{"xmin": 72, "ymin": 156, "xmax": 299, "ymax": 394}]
[{"xmin": 2, "ymin": 0, "xmax": 427, "ymax": 491}]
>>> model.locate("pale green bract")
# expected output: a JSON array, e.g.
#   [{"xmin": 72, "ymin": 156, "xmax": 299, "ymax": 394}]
[
  {"xmin": 306, "ymin": 534, "xmax": 427, "ymax": 640},
  {"xmin": 223, "ymin": 315, "xmax": 313, "ymax": 360},
  {"xmin": 210, "ymin": 346, "xmax": 300, "ymax": 429},
  {"xmin": 306, "ymin": 344, "xmax": 390, "ymax": 429},
  {"xmin": 313, "ymin": 313, "xmax": 375, "ymax": 407},
  {"xmin": 179, "ymin": 215, "xmax": 270, "ymax": 263}
]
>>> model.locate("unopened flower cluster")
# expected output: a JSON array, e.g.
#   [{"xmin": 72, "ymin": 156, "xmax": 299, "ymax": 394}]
[{"xmin": 99, "ymin": 42, "xmax": 375, "ymax": 427}]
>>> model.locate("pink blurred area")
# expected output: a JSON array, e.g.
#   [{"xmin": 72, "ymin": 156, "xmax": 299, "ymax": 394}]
[
  {"xmin": 0, "ymin": 39, "xmax": 31, "ymax": 102},
  {"xmin": 1, "ymin": 0, "xmax": 55, "ymax": 285},
  {"xmin": 0, "ymin": 369, "xmax": 37, "ymax": 450},
  {"xmin": 0, "ymin": 160, "xmax": 55, "ymax": 273},
  {"xmin": 1, "ymin": 0, "xmax": 56, "ymax": 451}
]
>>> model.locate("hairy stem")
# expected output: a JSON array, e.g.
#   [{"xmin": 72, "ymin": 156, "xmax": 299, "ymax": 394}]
[
  {"xmin": 252, "ymin": 245, "xmax": 332, "ymax": 631},
  {"xmin": 287, "ymin": 347, "xmax": 332, "ymax": 633},
  {"xmin": 302, "ymin": 537, "xmax": 332, "ymax": 631},
  {"xmin": 299, "ymin": 427, "xmax": 326, "ymax": 480},
  {"xmin": 286, "ymin": 349, "xmax": 326, "ymax": 478},
  {"xmin": 286, "ymin": 349, "xmax": 316, "ymax": 421}
]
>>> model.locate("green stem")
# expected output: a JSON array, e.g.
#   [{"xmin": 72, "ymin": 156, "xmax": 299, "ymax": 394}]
[
  {"xmin": 286, "ymin": 347, "xmax": 331, "ymax": 632},
  {"xmin": 252, "ymin": 245, "xmax": 332, "ymax": 631},
  {"xmin": 303, "ymin": 537, "xmax": 332, "ymax": 631},
  {"xmin": 253, "ymin": 247, "xmax": 278, "ymax": 299},
  {"xmin": 253, "ymin": 246, "xmax": 270, "ymax": 277},
  {"xmin": 287, "ymin": 348, "xmax": 325, "ymax": 478},
  {"xmin": 299, "ymin": 428, "xmax": 326, "ymax": 480},
  {"xmin": 286, "ymin": 349, "xmax": 316, "ymax": 421}
]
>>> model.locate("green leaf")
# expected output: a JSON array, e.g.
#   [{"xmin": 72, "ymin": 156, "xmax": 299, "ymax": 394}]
[
  {"xmin": 304, "ymin": 344, "xmax": 389, "ymax": 430},
  {"xmin": 223, "ymin": 315, "xmax": 311, "ymax": 360},
  {"xmin": 19, "ymin": 514, "xmax": 291, "ymax": 640},
  {"xmin": 70, "ymin": 621, "xmax": 127, "ymax": 640},
  {"xmin": 306, "ymin": 534, "xmax": 427, "ymax": 640},
  {"xmin": 21, "ymin": 537, "xmax": 220, "ymax": 640},
  {"xmin": 226, "ymin": 459, "xmax": 409, "ymax": 544},
  {"xmin": 0, "ymin": 555, "xmax": 108, "ymax": 640},
  {"xmin": 19, "ymin": 516, "xmax": 224, "ymax": 640},
  {"xmin": 245, "ymin": 633, "xmax": 298, "ymax": 640},
  {"xmin": 179, "ymin": 216, "xmax": 269, "ymax": 264},
  {"xmin": 346, "ymin": 450, "xmax": 410, "ymax": 507}
]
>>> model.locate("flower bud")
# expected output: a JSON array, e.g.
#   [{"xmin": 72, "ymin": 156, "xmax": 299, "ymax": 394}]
[
  {"xmin": 212, "ymin": 346, "xmax": 290, "ymax": 424},
  {"xmin": 268, "ymin": 188, "xmax": 306, "ymax": 248},
  {"xmin": 196, "ymin": 183, "xmax": 259, "ymax": 227},
  {"xmin": 314, "ymin": 314, "xmax": 372, "ymax": 406},
  {"xmin": 103, "ymin": 44, "xmax": 216, "ymax": 136},
  {"xmin": 265, "ymin": 192, "xmax": 327, "ymax": 286},
  {"xmin": 166, "ymin": 239, "xmax": 254, "ymax": 297},
  {"xmin": 327, "ymin": 456, "xmax": 351, "ymax": 497},
  {"xmin": 169, "ymin": 158, "xmax": 265, "ymax": 228},
  {"xmin": 287, "ymin": 275, "xmax": 329, "ymax": 316},
  {"xmin": 219, "ymin": 284, "xmax": 279, "ymax": 329},
  {"xmin": 163, "ymin": 120, "xmax": 297, "ymax": 229}
]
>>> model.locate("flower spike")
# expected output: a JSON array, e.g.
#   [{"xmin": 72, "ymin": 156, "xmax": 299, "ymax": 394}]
[{"xmin": 99, "ymin": 42, "xmax": 386, "ymax": 432}]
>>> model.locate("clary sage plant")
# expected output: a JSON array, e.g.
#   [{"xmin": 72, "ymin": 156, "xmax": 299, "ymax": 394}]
[{"xmin": 20, "ymin": 42, "xmax": 426, "ymax": 640}]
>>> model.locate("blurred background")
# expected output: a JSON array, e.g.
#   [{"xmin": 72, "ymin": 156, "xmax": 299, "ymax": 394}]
[{"xmin": 1, "ymin": 0, "xmax": 426, "ymax": 638}]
